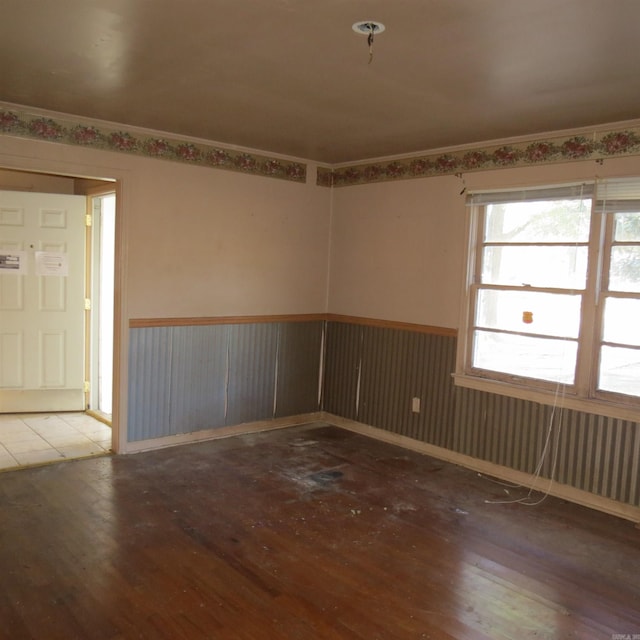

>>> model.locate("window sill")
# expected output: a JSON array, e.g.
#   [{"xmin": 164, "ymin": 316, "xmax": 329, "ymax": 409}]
[{"xmin": 453, "ymin": 373, "xmax": 640, "ymax": 423}]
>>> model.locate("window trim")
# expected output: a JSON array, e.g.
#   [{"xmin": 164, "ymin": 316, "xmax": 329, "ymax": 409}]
[
  {"xmin": 455, "ymin": 180, "xmax": 640, "ymax": 422},
  {"xmin": 452, "ymin": 372, "xmax": 640, "ymax": 422}
]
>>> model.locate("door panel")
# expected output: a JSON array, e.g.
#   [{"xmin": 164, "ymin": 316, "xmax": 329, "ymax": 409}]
[{"xmin": 0, "ymin": 191, "xmax": 86, "ymax": 412}]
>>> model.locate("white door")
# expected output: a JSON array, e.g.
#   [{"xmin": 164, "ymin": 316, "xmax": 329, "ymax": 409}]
[{"xmin": 0, "ymin": 191, "xmax": 86, "ymax": 412}]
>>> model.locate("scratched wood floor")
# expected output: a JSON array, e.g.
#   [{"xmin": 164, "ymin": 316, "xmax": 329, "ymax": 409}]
[{"xmin": 0, "ymin": 422, "xmax": 638, "ymax": 640}]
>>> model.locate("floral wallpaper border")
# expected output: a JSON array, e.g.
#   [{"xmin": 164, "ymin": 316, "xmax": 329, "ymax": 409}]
[
  {"xmin": 317, "ymin": 126, "xmax": 640, "ymax": 187},
  {"xmin": 0, "ymin": 107, "xmax": 307, "ymax": 183},
  {"xmin": 3, "ymin": 105, "xmax": 640, "ymax": 189}
]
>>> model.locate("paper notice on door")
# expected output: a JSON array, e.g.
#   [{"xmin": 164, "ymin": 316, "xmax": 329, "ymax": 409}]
[
  {"xmin": 35, "ymin": 251, "xmax": 69, "ymax": 277},
  {"xmin": 0, "ymin": 251, "xmax": 27, "ymax": 275}
]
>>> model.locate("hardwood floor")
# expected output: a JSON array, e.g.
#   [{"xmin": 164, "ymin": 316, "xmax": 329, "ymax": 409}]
[{"xmin": 0, "ymin": 422, "xmax": 638, "ymax": 639}]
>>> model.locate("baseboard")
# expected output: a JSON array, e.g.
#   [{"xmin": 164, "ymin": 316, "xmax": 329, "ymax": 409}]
[
  {"xmin": 322, "ymin": 412, "xmax": 640, "ymax": 525},
  {"xmin": 119, "ymin": 409, "xmax": 640, "ymax": 524},
  {"xmin": 122, "ymin": 412, "xmax": 324, "ymax": 454}
]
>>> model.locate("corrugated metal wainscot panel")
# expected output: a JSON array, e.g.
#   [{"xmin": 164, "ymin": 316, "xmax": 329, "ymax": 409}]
[
  {"xmin": 358, "ymin": 327, "xmax": 457, "ymax": 447},
  {"xmin": 275, "ymin": 321, "xmax": 323, "ymax": 417},
  {"xmin": 322, "ymin": 321, "xmax": 363, "ymax": 420},
  {"xmin": 226, "ymin": 322, "xmax": 279, "ymax": 426},
  {"xmin": 169, "ymin": 324, "xmax": 228, "ymax": 434},
  {"xmin": 555, "ymin": 410, "xmax": 640, "ymax": 506},
  {"xmin": 453, "ymin": 386, "xmax": 640, "ymax": 507},
  {"xmin": 358, "ymin": 326, "xmax": 414, "ymax": 435},
  {"xmin": 452, "ymin": 386, "xmax": 552, "ymax": 471},
  {"xmin": 128, "ymin": 327, "xmax": 173, "ymax": 442}
]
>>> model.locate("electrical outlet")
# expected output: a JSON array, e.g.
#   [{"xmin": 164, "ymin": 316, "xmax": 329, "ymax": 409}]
[{"xmin": 411, "ymin": 397, "xmax": 420, "ymax": 413}]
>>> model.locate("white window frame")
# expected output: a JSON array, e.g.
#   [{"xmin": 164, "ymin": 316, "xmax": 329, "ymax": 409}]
[{"xmin": 454, "ymin": 179, "xmax": 640, "ymax": 423}]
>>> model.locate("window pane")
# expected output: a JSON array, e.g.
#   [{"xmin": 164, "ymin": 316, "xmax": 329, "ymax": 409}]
[
  {"xmin": 614, "ymin": 212, "xmax": 640, "ymax": 241},
  {"xmin": 599, "ymin": 346, "xmax": 640, "ymax": 397},
  {"xmin": 473, "ymin": 330, "xmax": 577, "ymax": 383},
  {"xmin": 603, "ymin": 298, "xmax": 640, "ymax": 346},
  {"xmin": 477, "ymin": 289, "xmax": 581, "ymax": 338},
  {"xmin": 485, "ymin": 200, "xmax": 591, "ymax": 243},
  {"xmin": 609, "ymin": 246, "xmax": 640, "ymax": 293},
  {"xmin": 481, "ymin": 246, "xmax": 588, "ymax": 288}
]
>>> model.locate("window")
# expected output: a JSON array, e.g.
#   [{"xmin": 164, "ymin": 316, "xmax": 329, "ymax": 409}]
[{"xmin": 456, "ymin": 179, "xmax": 640, "ymax": 414}]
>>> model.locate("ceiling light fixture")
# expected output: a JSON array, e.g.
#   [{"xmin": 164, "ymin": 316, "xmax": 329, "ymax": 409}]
[{"xmin": 352, "ymin": 20, "xmax": 385, "ymax": 64}]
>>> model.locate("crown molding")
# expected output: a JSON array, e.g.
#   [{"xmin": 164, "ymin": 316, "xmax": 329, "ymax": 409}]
[
  {"xmin": 317, "ymin": 121, "xmax": 640, "ymax": 188},
  {"xmin": 0, "ymin": 104, "xmax": 307, "ymax": 183},
  {"xmin": 4, "ymin": 103, "xmax": 640, "ymax": 189}
]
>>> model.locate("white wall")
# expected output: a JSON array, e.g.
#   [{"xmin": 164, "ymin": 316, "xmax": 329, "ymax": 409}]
[
  {"xmin": 327, "ymin": 155, "xmax": 640, "ymax": 329},
  {"xmin": 125, "ymin": 161, "xmax": 330, "ymax": 318},
  {"xmin": 0, "ymin": 136, "xmax": 332, "ymax": 319},
  {"xmin": 328, "ymin": 175, "xmax": 466, "ymax": 328},
  {"xmin": 5, "ymin": 134, "xmax": 640, "ymax": 329}
]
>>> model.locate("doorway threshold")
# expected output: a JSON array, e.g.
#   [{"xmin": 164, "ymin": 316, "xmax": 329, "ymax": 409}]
[
  {"xmin": 0, "ymin": 412, "xmax": 112, "ymax": 473},
  {"xmin": 85, "ymin": 409, "xmax": 112, "ymax": 427}
]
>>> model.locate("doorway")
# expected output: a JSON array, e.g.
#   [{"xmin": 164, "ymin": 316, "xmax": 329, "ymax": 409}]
[
  {"xmin": 0, "ymin": 171, "xmax": 117, "ymax": 465},
  {"xmin": 87, "ymin": 191, "xmax": 115, "ymax": 421}
]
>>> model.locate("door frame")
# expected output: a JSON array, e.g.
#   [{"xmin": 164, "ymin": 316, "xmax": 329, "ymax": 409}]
[
  {"xmin": 85, "ymin": 185, "xmax": 117, "ymax": 423},
  {"xmin": 0, "ymin": 151, "xmax": 128, "ymax": 454}
]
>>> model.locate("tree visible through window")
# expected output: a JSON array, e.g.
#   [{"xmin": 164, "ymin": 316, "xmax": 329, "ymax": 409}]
[
  {"xmin": 599, "ymin": 209, "xmax": 640, "ymax": 396},
  {"xmin": 459, "ymin": 180, "xmax": 640, "ymax": 406}
]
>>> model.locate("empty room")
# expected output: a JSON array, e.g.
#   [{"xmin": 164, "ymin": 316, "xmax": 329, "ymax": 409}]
[{"xmin": 0, "ymin": 1, "xmax": 639, "ymax": 638}]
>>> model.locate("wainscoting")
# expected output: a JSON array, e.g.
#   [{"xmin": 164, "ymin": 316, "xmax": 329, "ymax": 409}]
[
  {"xmin": 453, "ymin": 387, "xmax": 640, "ymax": 508},
  {"xmin": 323, "ymin": 319, "xmax": 640, "ymax": 512},
  {"xmin": 127, "ymin": 316, "xmax": 323, "ymax": 442},
  {"xmin": 323, "ymin": 320, "xmax": 457, "ymax": 448},
  {"xmin": 126, "ymin": 314, "xmax": 640, "ymax": 515}
]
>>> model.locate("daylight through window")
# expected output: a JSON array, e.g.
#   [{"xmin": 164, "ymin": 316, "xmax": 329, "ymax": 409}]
[{"xmin": 458, "ymin": 179, "xmax": 640, "ymax": 408}]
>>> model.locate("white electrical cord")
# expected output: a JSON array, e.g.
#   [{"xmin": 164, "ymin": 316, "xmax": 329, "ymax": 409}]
[
  {"xmin": 482, "ymin": 380, "xmax": 565, "ymax": 506},
  {"xmin": 481, "ymin": 331, "xmax": 573, "ymax": 507}
]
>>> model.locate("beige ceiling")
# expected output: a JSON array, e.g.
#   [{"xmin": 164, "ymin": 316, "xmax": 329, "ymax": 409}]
[{"xmin": 2, "ymin": 0, "xmax": 640, "ymax": 164}]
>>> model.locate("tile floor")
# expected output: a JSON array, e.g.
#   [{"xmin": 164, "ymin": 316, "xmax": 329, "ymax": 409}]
[{"xmin": 0, "ymin": 412, "xmax": 112, "ymax": 472}]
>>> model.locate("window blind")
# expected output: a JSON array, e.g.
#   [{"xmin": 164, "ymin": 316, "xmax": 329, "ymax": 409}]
[
  {"xmin": 595, "ymin": 178, "xmax": 640, "ymax": 214},
  {"xmin": 466, "ymin": 183, "xmax": 593, "ymax": 207}
]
